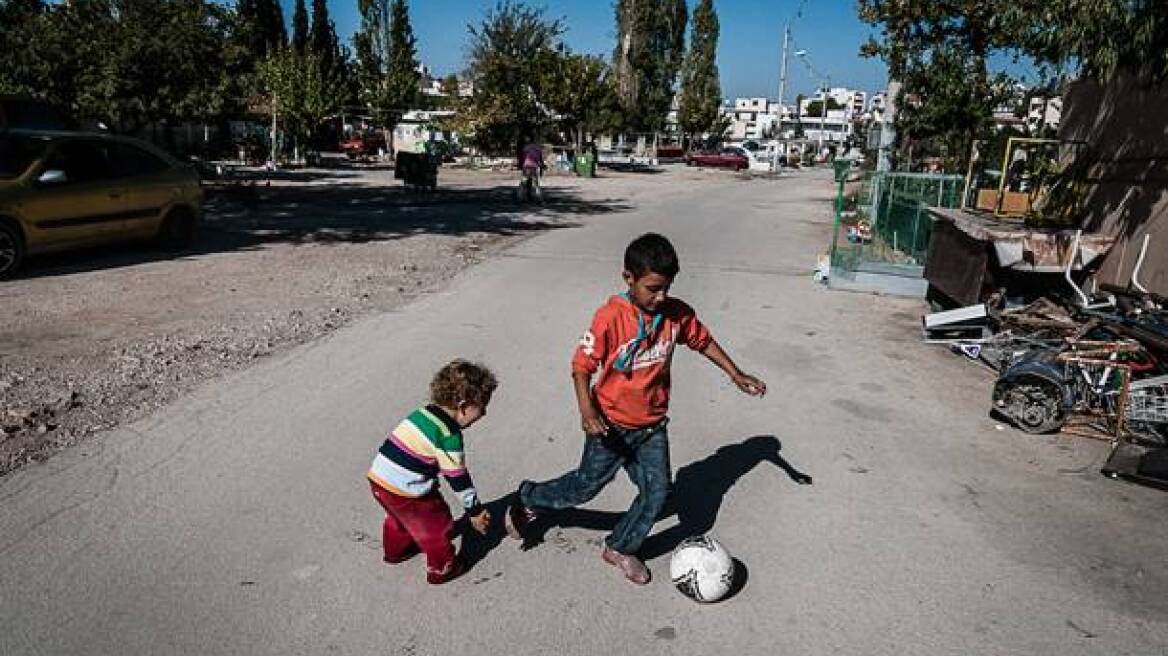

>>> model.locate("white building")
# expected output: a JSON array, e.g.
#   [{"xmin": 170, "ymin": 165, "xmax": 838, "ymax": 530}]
[
  {"xmin": 796, "ymin": 108, "xmax": 853, "ymax": 144},
  {"xmin": 1027, "ymin": 95, "xmax": 1062, "ymax": 133},
  {"xmin": 799, "ymin": 87, "xmax": 868, "ymax": 120},
  {"xmin": 724, "ymin": 97, "xmax": 783, "ymax": 142},
  {"xmin": 868, "ymin": 92, "xmax": 888, "ymax": 122}
]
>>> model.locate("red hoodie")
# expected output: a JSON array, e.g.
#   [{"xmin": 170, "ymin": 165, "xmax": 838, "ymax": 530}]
[{"xmin": 571, "ymin": 295, "xmax": 713, "ymax": 429}]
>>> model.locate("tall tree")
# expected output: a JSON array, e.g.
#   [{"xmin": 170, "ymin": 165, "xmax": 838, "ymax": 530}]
[
  {"xmin": 384, "ymin": 0, "xmax": 420, "ymax": 117},
  {"xmin": 677, "ymin": 0, "xmax": 721, "ymax": 142},
  {"xmin": 0, "ymin": 0, "xmax": 47, "ymax": 98},
  {"xmin": 238, "ymin": 0, "xmax": 286, "ymax": 58},
  {"xmin": 259, "ymin": 46, "xmax": 342, "ymax": 161},
  {"xmin": 354, "ymin": 0, "xmax": 420, "ymax": 151},
  {"xmin": 291, "ymin": 0, "xmax": 309, "ymax": 53},
  {"xmin": 1004, "ymin": 1, "xmax": 1168, "ymax": 86},
  {"xmin": 461, "ymin": 1, "xmax": 564, "ymax": 154},
  {"xmin": 859, "ymin": 0, "xmax": 1015, "ymax": 169},
  {"xmin": 542, "ymin": 52, "xmax": 614, "ymax": 149},
  {"xmin": 612, "ymin": 0, "xmax": 687, "ymax": 133},
  {"xmin": 309, "ymin": 0, "xmax": 337, "ymax": 73}
]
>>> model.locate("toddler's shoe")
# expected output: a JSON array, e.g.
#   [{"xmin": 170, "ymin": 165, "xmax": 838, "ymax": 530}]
[
  {"xmin": 426, "ymin": 557, "xmax": 466, "ymax": 585},
  {"xmin": 383, "ymin": 544, "xmax": 420, "ymax": 565}
]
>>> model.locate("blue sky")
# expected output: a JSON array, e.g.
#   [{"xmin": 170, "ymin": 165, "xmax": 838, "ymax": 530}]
[{"xmin": 298, "ymin": 0, "xmax": 891, "ymax": 101}]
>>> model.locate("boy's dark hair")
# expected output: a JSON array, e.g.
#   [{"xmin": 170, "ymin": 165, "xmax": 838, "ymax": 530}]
[
  {"xmin": 624, "ymin": 232, "xmax": 679, "ymax": 279},
  {"xmin": 430, "ymin": 360, "xmax": 498, "ymax": 408}
]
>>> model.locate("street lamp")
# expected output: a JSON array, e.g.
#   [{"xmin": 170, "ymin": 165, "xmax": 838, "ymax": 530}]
[{"xmin": 796, "ymin": 50, "xmax": 830, "ymax": 159}]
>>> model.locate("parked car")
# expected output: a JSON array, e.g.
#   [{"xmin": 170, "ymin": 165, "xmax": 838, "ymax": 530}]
[
  {"xmin": 0, "ymin": 96, "xmax": 76, "ymax": 131},
  {"xmin": 0, "ymin": 130, "xmax": 204, "ymax": 278},
  {"xmin": 685, "ymin": 148, "xmax": 750, "ymax": 170},
  {"xmin": 339, "ymin": 132, "xmax": 386, "ymax": 159}
]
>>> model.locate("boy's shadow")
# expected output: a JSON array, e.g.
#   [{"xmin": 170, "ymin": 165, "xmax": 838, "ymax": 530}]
[{"xmin": 514, "ymin": 434, "xmax": 812, "ymax": 561}]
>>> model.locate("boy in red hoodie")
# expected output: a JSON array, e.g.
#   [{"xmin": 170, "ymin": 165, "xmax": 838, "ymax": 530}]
[{"xmin": 505, "ymin": 233, "xmax": 766, "ymax": 584}]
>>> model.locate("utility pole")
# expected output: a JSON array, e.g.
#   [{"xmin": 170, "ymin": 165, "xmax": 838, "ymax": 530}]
[
  {"xmin": 774, "ymin": 24, "xmax": 791, "ymax": 171},
  {"xmin": 819, "ymin": 77, "xmax": 830, "ymax": 156}
]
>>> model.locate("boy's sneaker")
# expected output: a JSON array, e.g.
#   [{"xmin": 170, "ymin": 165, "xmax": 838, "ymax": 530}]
[
  {"xmin": 505, "ymin": 500, "xmax": 538, "ymax": 541},
  {"xmin": 601, "ymin": 545, "xmax": 651, "ymax": 585},
  {"xmin": 426, "ymin": 557, "xmax": 466, "ymax": 585}
]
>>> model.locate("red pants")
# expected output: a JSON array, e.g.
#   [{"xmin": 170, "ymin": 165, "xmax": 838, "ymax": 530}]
[{"xmin": 369, "ymin": 482, "xmax": 456, "ymax": 578}]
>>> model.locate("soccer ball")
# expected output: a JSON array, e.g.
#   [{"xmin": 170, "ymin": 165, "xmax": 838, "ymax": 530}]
[{"xmin": 669, "ymin": 535, "xmax": 735, "ymax": 603}]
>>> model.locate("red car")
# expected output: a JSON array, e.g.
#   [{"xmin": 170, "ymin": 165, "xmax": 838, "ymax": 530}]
[
  {"xmin": 339, "ymin": 133, "xmax": 386, "ymax": 159},
  {"xmin": 685, "ymin": 148, "xmax": 749, "ymax": 170}
]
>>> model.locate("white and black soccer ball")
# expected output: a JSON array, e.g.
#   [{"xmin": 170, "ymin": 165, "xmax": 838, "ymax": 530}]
[{"xmin": 669, "ymin": 535, "xmax": 735, "ymax": 603}]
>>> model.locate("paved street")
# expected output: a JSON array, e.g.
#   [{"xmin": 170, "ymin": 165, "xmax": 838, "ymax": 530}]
[{"xmin": 2, "ymin": 168, "xmax": 1165, "ymax": 656}]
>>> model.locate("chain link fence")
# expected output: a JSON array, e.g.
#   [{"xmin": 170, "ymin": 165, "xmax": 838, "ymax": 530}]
[{"xmin": 834, "ymin": 171, "xmax": 965, "ymax": 271}]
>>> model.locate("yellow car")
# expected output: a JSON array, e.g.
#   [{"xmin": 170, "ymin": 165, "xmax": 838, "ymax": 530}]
[{"xmin": 0, "ymin": 129, "xmax": 204, "ymax": 278}]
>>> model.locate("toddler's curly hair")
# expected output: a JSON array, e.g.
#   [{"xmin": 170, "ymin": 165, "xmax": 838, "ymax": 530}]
[{"xmin": 430, "ymin": 360, "xmax": 498, "ymax": 408}]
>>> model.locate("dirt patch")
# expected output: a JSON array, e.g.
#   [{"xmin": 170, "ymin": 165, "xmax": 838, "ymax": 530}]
[{"xmin": 0, "ymin": 165, "xmax": 632, "ymax": 475}]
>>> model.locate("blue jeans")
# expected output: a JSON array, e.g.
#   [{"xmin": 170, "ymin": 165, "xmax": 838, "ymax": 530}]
[{"xmin": 519, "ymin": 419, "xmax": 671, "ymax": 555}]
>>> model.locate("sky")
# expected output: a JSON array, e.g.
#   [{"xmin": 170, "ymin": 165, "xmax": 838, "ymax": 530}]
[{"xmin": 298, "ymin": 0, "xmax": 892, "ymax": 102}]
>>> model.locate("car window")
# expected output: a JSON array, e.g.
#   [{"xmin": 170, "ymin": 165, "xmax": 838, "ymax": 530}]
[
  {"xmin": 113, "ymin": 142, "xmax": 171, "ymax": 177},
  {"xmin": 0, "ymin": 134, "xmax": 48, "ymax": 179},
  {"xmin": 41, "ymin": 139, "xmax": 116, "ymax": 184}
]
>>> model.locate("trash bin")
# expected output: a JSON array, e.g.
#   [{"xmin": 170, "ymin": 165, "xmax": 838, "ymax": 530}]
[
  {"xmin": 575, "ymin": 151, "xmax": 596, "ymax": 178},
  {"xmin": 832, "ymin": 158, "xmax": 851, "ymax": 183}
]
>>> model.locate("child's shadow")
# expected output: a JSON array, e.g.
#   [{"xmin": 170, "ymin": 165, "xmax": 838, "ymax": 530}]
[
  {"xmin": 517, "ymin": 434, "xmax": 812, "ymax": 559},
  {"xmin": 457, "ymin": 496, "xmax": 512, "ymax": 572}
]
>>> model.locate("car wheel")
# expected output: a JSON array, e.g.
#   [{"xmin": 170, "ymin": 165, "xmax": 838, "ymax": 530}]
[
  {"xmin": 0, "ymin": 220, "xmax": 25, "ymax": 280},
  {"xmin": 157, "ymin": 206, "xmax": 199, "ymax": 252}
]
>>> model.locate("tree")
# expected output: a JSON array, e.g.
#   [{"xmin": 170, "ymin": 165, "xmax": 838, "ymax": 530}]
[
  {"xmin": 612, "ymin": 0, "xmax": 688, "ymax": 133},
  {"xmin": 309, "ymin": 0, "xmax": 340, "ymax": 77},
  {"xmin": 238, "ymin": 0, "xmax": 286, "ymax": 59},
  {"xmin": 461, "ymin": 1, "xmax": 565, "ymax": 154},
  {"xmin": 0, "ymin": 0, "xmax": 49, "ymax": 99},
  {"xmin": 803, "ymin": 97, "xmax": 844, "ymax": 117},
  {"xmin": 384, "ymin": 0, "xmax": 420, "ymax": 117},
  {"xmin": 1003, "ymin": 1, "xmax": 1168, "ymax": 86},
  {"xmin": 259, "ymin": 47, "xmax": 341, "ymax": 161},
  {"xmin": 355, "ymin": 0, "xmax": 420, "ymax": 151},
  {"xmin": 440, "ymin": 74, "xmax": 460, "ymax": 97},
  {"xmin": 291, "ymin": 0, "xmax": 309, "ymax": 53},
  {"xmin": 542, "ymin": 52, "xmax": 614, "ymax": 148},
  {"xmin": 677, "ymin": 0, "xmax": 721, "ymax": 143},
  {"xmin": 859, "ymin": 0, "xmax": 1017, "ymax": 170}
]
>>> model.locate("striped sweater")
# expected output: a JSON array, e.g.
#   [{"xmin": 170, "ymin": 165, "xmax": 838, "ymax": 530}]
[{"xmin": 367, "ymin": 405, "xmax": 479, "ymax": 510}]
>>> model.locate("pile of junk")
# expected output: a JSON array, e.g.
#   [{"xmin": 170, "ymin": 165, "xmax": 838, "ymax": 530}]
[{"xmin": 925, "ymin": 233, "xmax": 1168, "ymax": 490}]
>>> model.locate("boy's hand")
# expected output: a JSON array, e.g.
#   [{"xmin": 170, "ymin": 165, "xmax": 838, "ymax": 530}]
[
  {"xmin": 733, "ymin": 373, "xmax": 767, "ymax": 397},
  {"xmin": 469, "ymin": 508, "xmax": 491, "ymax": 535},
  {"xmin": 581, "ymin": 410, "xmax": 609, "ymax": 437}
]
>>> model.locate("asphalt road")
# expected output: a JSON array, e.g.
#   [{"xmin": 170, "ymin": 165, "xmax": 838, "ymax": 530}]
[{"xmin": 2, "ymin": 168, "xmax": 1166, "ymax": 656}]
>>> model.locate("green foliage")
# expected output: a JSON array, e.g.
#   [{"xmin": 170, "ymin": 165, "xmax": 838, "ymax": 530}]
[
  {"xmin": 259, "ymin": 47, "xmax": 342, "ymax": 151},
  {"xmin": 355, "ymin": 0, "xmax": 419, "ymax": 129},
  {"xmin": 542, "ymin": 52, "xmax": 617, "ymax": 147},
  {"xmin": 1002, "ymin": 1, "xmax": 1168, "ymax": 86},
  {"xmin": 291, "ymin": 0, "xmax": 309, "ymax": 53},
  {"xmin": 803, "ymin": 97, "xmax": 845, "ymax": 117},
  {"xmin": 677, "ymin": 0, "xmax": 721, "ymax": 139},
  {"xmin": 461, "ymin": 1, "xmax": 565, "ymax": 153},
  {"xmin": 859, "ymin": 0, "xmax": 1168, "ymax": 171},
  {"xmin": 859, "ymin": 0, "xmax": 1017, "ymax": 170},
  {"xmin": 237, "ymin": 0, "xmax": 286, "ymax": 59},
  {"xmin": 0, "ymin": 0, "xmax": 247, "ymax": 133},
  {"xmin": 440, "ymin": 74, "xmax": 460, "ymax": 97},
  {"xmin": 385, "ymin": 0, "xmax": 421, "ymax": 116},
  {"xmin": 613, "ymin": 0, "xmax": 687, "ymax": 132}
]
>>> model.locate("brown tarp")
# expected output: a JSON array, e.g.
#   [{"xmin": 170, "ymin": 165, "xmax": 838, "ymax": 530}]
[
  {"xmin": 923, "ymin": 217, "xmax": 988, "ymax": 306},
  {"xmin": 1060, "ymin": 79, "xmax": 1168, "ymax": 293}
]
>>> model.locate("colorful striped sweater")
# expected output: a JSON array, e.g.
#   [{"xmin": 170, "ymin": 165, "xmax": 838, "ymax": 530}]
[{"xmin": 367, "ymin": 405, "xmax": 479, "ymax": 510}]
